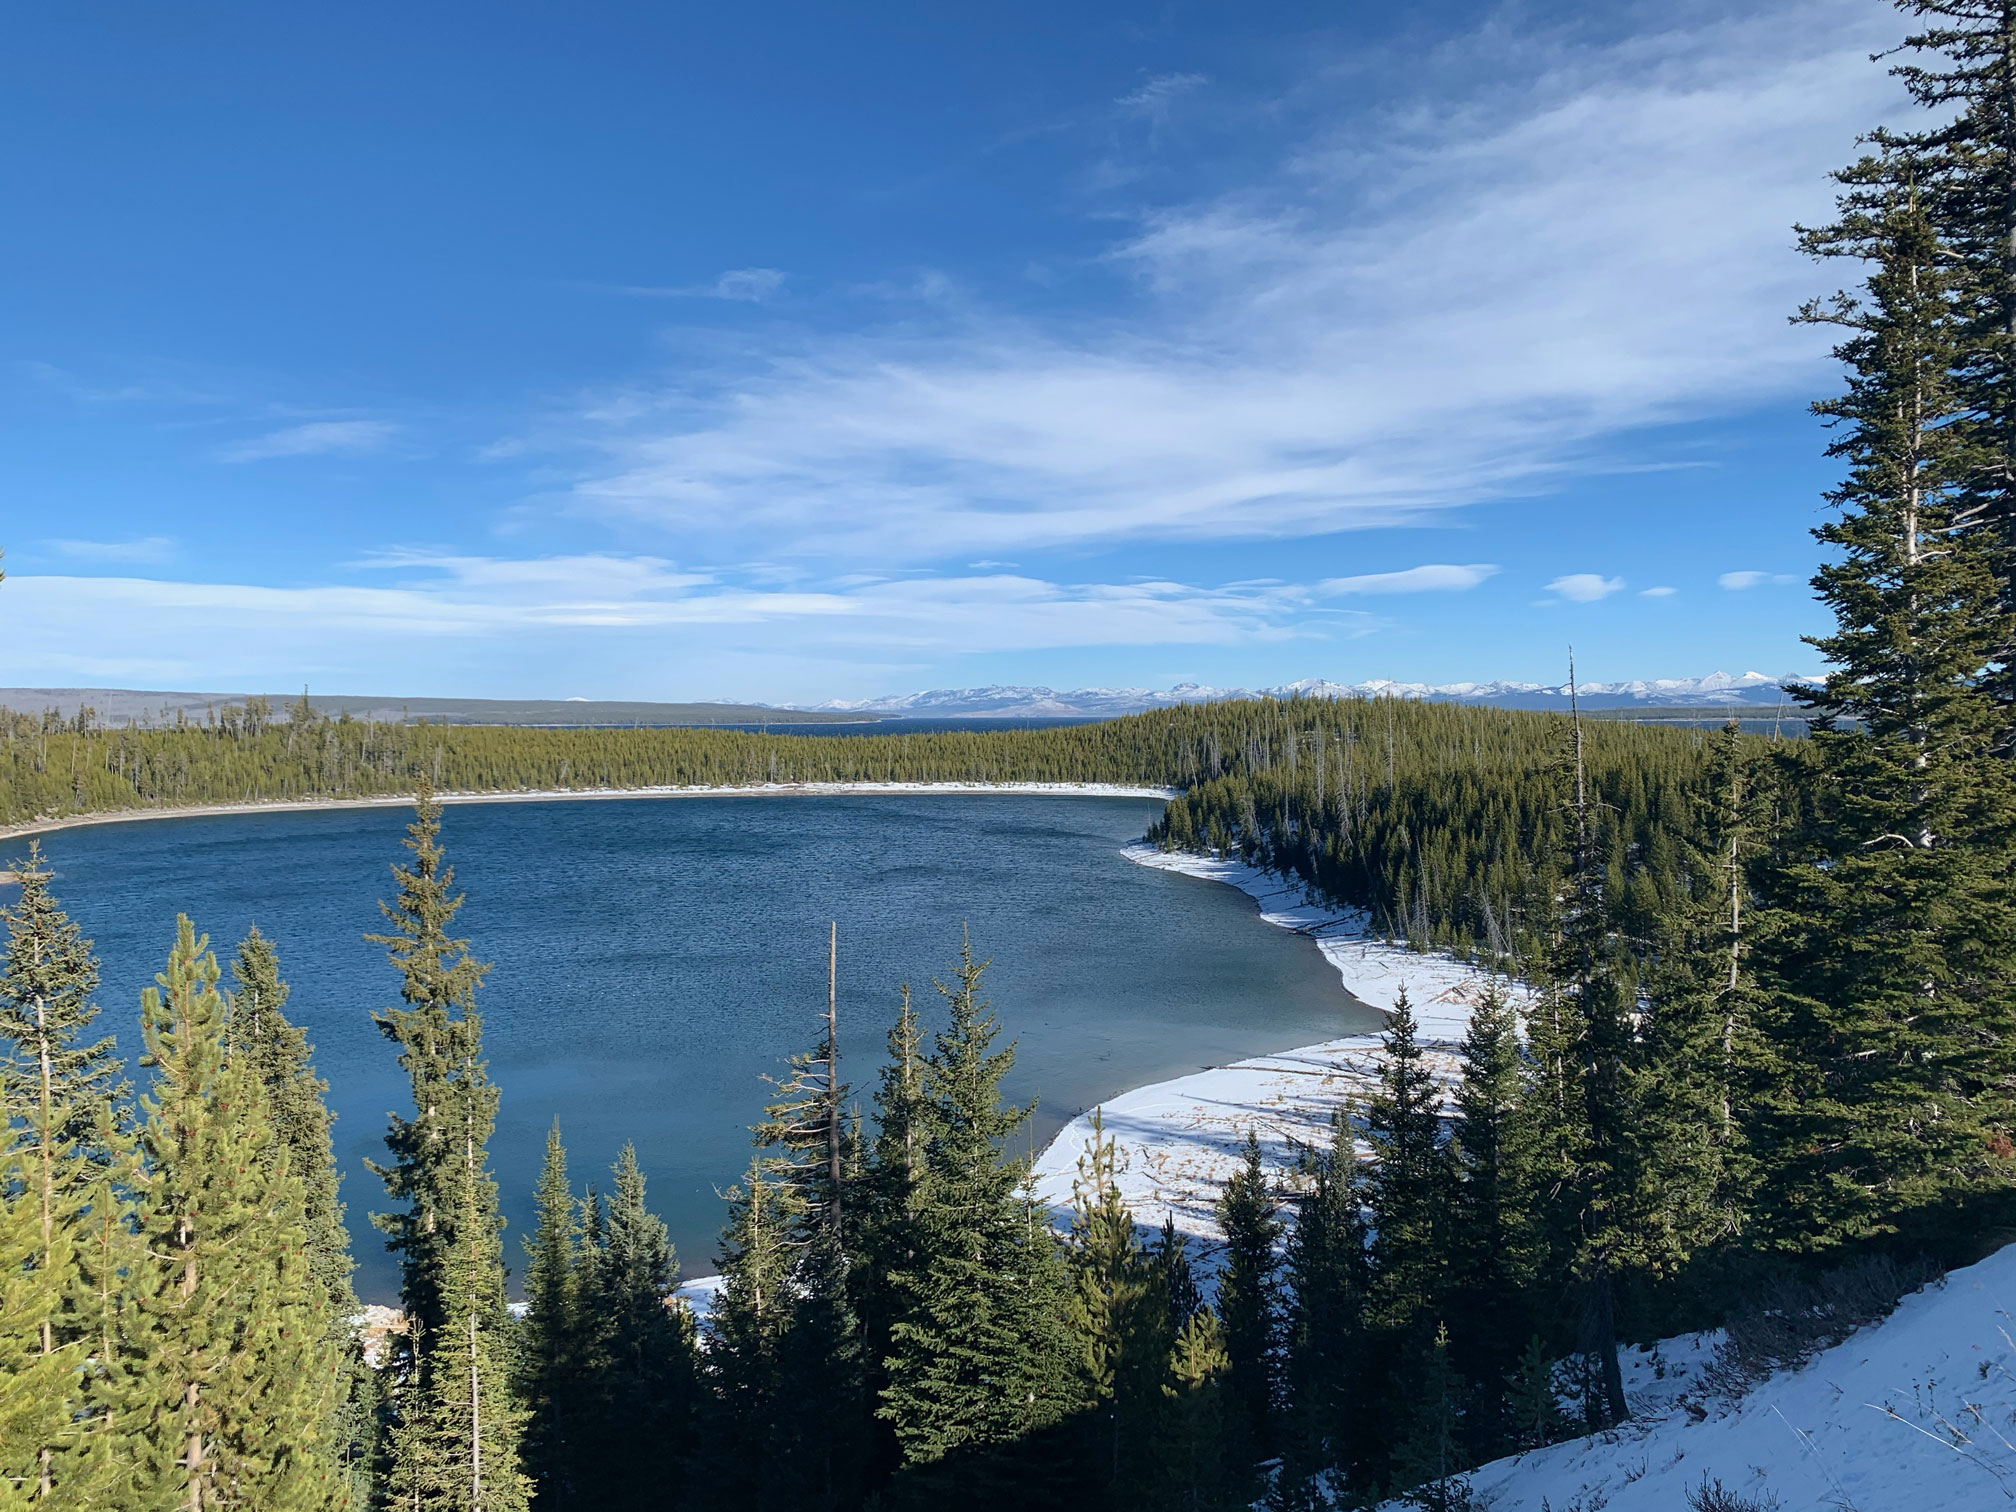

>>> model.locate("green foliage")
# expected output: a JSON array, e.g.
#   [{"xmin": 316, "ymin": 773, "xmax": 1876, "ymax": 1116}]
[
  {"xmin": 879, "ymin": 935, "xmax": 1075, "ymax": 1487},
  {"xmin": 0, "ymin": 846, "xmax": 127, "ymax": 1506},
  {"xmin": 125, "ymin": 916, "xmax": 346, "ymax": 1510},
  {"xmin": 364, "ymin": 794, "xmax": 526, "ymax": 1512},
  {"xmin": 1213, "ymin": 1132, "xmax": 1281, "ymax": 1472}
]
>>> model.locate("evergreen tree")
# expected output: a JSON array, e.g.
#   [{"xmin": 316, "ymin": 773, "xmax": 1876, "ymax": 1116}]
[
  {"xmin": 364, "ymin": 791, "xmax": 526, "ymax": 1511},
  {"xmin": 750, "ymin": 926, "xmax": 867, "ymax": 1510},
  {"xmin": 126, "ymin": 916, "xmax": 345, "ymax": 1510},
  {"xmin": 575, "ymin": 1146, "xmax": 697, "ymax": 1511},
  {"xmin": 1443, "ymin": 981, "xmax": 1531, "ymax": 1456},
  {"xmin": 518, "ymin": 1123, "xmax": 581, "ymax": 1508},
  {"xmin": 701, "ymin": 1160, "xmax": 794, "ymax": 1512},
  {"xmin": 227, "ymin": 929, "xmax": 354, "ymax": 1311},
  {"xmin": 1280, "ymin": 1111, "xmax": 1368, "ymax": 1491},
  {"xmin": 1364, "ymin": 989, "xmax": 1447, "ymax": 1337},
  {"xmin": 1063, "ymin": 1112, "xmax": 1175, "ymax": 1500},
  {"xmin": 1212, "ymin": 1132, "xmax": 1281, "ymax": 1474},
  {"xmin": 854, "ymin": 983, "xmax": 927, "ymax": 1487},
  {"xmin": 880, "ymin": 934, "xmax": 1074, "ymax": 1484},
  {"xmin": 225, "ymin": 927, "xmax": 370, "ymax": 1499},
  {"xmin": 0, "ymin": 845, "xmax": 127, "ymax": 1505},
  {"xmin": 1761, "ymin": 137, "xmax": 2016, "ymax": 1250}
]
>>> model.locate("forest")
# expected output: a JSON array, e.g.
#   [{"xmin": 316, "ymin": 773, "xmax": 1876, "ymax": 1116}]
[{"xmin": 5, "ymin": 1, "xmax": 2016, "ymax": 1508}]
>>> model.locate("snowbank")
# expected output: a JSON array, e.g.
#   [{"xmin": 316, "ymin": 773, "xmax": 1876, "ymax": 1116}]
[
  {"xmin": 1031, "ymin": 847, "xmax": 1511, "ymax": 1250},
  {"xmin": 1415, "ymin": 1244, "xmax": 2016, "ymax": 1512}
]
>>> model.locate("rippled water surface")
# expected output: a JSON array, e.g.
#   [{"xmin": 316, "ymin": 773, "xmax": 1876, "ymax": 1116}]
[{"xmin": 10, "ymin": 795, "xmax": 1378, "ymax": 1299}]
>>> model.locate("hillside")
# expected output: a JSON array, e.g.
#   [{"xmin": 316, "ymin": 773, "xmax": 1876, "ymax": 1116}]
[{"xmin": 1414, "ymin": 1244, "xmax": 2016, "ymax": 1512}]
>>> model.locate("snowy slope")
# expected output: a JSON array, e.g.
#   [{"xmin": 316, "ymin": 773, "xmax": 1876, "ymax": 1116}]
[
  {"xmin": 1406, "ymin": 1244, "xmax": 2016, "ymax": 1512},
  {"xmin": 1030, "ymin": 847, "xmax": 1513, "ymax": 1253}
]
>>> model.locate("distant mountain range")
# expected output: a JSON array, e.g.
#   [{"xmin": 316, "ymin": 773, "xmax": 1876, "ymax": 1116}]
[
  {"xmin": 2, "ymin": 672, "xmax": 1816, "ymax": 727},
  {"xmin": 792, "ymin": 671, "xmax": 1814, "ymax": 719}
]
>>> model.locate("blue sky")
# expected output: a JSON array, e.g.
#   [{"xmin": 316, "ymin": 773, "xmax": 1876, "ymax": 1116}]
[{"xmin": 1, "ymin": 0, "xmax": 1898, "ymax": 702}]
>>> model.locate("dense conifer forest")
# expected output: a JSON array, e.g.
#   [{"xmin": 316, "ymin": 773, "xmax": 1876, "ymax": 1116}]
[{"xmin": 4, "ymin": 2, "xmax": 2016, "ymax": 1507}]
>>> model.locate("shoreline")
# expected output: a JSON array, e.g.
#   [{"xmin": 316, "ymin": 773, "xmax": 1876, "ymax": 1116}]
[
  {"xmin": 0, "ymin": 781, "xmax": 1179, "ymax": 848},
  {"xmin": 1032, "ymin": 845, "xmax": 1513, "ymax": 1257}
]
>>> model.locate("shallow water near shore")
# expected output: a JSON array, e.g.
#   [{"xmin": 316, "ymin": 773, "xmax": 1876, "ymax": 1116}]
[{"xmin": 6, "ymin": 793, "xmax": 1380, "ymax": 1301}]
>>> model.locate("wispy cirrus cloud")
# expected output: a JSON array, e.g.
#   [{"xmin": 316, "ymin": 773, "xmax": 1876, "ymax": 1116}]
[
  {"xmin": 1319, "ymin": 563, "xmax": 1497, "ymax": 595},
  {"xmin": 617, "ymin": 268, "xmax": 787, "ymax": 302},
  {"xmin": 1718, "ymin": 569, "xmax": 1798, "ymax": 589},
  {"xmin": 43, "ymin": 535, "xmax": 177, "ymax": 564},
  {"xmin": 549, "ymin": 1, "xmax": 1891, "ymax": 566},
  {"xmin": 0, "ymin": 555, "xmax": 1361, "ymax": 689},
  {"xmin": 220, "ymin": 419, "xmax": 399, "ymax": 463}
]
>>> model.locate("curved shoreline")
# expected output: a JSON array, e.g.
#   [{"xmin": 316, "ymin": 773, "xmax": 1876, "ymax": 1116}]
[
  {"xmin": 1032, "ymin": 845, "xmax": 1511, "ymax": 1256},
  {"xmin": 0, "ymin": 780, "xmax": 1180, "ymax": 850}
]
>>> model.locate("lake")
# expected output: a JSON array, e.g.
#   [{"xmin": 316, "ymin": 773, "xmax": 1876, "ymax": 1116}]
[{"xmin": 4, "ymin": 793, "xmax": 1379, "ymax": 1300}]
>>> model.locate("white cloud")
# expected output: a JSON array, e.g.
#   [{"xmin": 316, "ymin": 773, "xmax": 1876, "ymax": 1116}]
[
  {"xmin": 553, "ymin": 2, "xmax": 1892, "ymax": 563},
  {"xmin": 1547, "ymin": 573, "xmax": 1626, "ymax": 603},
  {"xmin": 1318, "ymin": 563, "xmax": 1497, "ymax": 595},
  {"xmin": 1718, "ymin": 569, "xmax": 1797, "ymax": 589},
  {"xmin": 1640, "ymin": 585, "xmax": 1678, "ymax": 597},
  {"xmin": 220, "ymin": 420, "xmax": 398, "ymax": 463},
  {"xmin": 1116, "ymin": 72, "xmax": 1209, "ymax": 117},
  {"xmin": 0, "ymin": 558, "xmax": 1371, "ymax": 688},
  {"xmin": 43, "ymin": 536, "xmax": 177, "ymax": 564},
  {"xmin": 622, "ymin": 268, "xmax": 787, "ymax": 302}
]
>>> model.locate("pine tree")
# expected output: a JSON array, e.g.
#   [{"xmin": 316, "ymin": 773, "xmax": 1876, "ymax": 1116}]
[
  {"xmin": 0, "ymin": 845, "xmax": 127, "ymax": 1505},
  {"xmin": 1389, "ymin": 1325, "xmax": 1469, "ymax": 1512},
  {"xmin": 518, "ymin": 1123, "xmax": 581, "ymax": 1508},
  {"xmin": 575, "ymin": 1146, "xmax": 697, "ymax": 1511},
  {"xmin": 701, "ymin": 1160, "xmax": 794, "ymax": 1512},
  {"xmin": 225, "ymin": 928, "xmax": 370, "ymax": 1500},
  {"xmin": 126, "ymin": 916, "xmax": 345, "ymax": 1510},
  {"xmin": 364, "ymin": 791, "xmax": 526, "ymax": 1512},
  {"xmin": 1364, "ymin": 989, "xmax": 1447, "ymax": 1337},
  {"xmin": 750, "ymin": 926, "xmax": 868, "ymax": 1509},
  {"xmin": 1063, "ymin": 1112, "xmax": 1175, "ymax": 1499},
  {"xmin": 854, "ymin": 983, "xmax": 928, "ymax": 1488},
  {"xmin": 1442, "ymin": 980, "xmax": 1532, "ymax": 1456},
  {"xmin": 226, "ymin": 929, "xmax": 354, "ymax": 1314},
  {"xmin": 879, "ymin": 933, "xmax": 1074, "ymax": 1484},
  {"xmin": 1212, "ymin": 1132, "xmax": 1281, "ymax": 1474},
  {"xmin": 1761, "ymin": 137, "xmax": 2016, "ymax": 1251},
  {"xmin": 1280, "ymin": 1111, "xmax": 1368, "ymax": 1491}
]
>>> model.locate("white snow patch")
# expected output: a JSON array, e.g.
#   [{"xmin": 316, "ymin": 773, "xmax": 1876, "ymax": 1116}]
[
  {"xmin": 675, "ymin": 1273, "xmax": 725, "ymax": 1328},
  {"xmin": 1389, "ymin": 1244, "xmax": 2016, "ymax": 1512},
  {"xmin": 1032, "ymin": 846, "xmax": 1514, "ymax": 1257}
]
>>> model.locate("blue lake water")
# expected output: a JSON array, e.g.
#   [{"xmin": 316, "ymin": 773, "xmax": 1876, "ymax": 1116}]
[{"xmin": 5, "ymin": 794, "xmax": 1378, "ymax": 1301}]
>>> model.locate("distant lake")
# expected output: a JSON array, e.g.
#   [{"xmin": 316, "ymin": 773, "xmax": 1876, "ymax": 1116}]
[{"xmin": 7, "ymin": 795, "xmax": 1378, "ymax": 1301}]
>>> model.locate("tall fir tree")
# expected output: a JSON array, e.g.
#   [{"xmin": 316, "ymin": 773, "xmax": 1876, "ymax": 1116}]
[
  {"xmin": 700, "ymin": 1159, "xmax": 795, "ymax": 1512},
  {"xmin": 750, "ymin": 926, "xmax": 867, "ymax": 1510},
  {"xmin": 0, "ymin": 845, "xmax": 128, "ymax": 1506},
  {"xmin": 1761, "ymin": 139, "xmax": 2016, "ymax": 1250},
  {"xmin": 854, "ymin": 983, "xmax": 927, "ymax": 1487},
  {"xmin": 517, "ymin": 1123, "xmax": 582, "ymax": 1508},
  {"xmin": 1063, "ymin": 1112, "xmax": 1176, "ymax": 1502},
  {"xmin": 574, "ymin": 1145, "xmax": 698, "ymax": 1512},
  {"xmin": 364, "ymin": 791, "xmax": 526, "ymax": 1512},
  {"xmin": 126, "ymin": 916, "xmax": 345, "ymax": 1510},
  {"xmin": 1280, "ymin": 1111, "xmax": 1369, "ymax": 1495},
  {"xmin": 1442, "ymin": 981, "xmax": 1533, "ymax": 1459},
  {"xmin": 879, "ymin": 933, "xmax": 1074, "ymax": 1490},
  {"xmin": 225, "ymin": 928, "xmax": 371, "ymax": 1501},
  {"xmin": 1212, "ymin": 1132, "xmax": 1281, "ymax": 1478}
]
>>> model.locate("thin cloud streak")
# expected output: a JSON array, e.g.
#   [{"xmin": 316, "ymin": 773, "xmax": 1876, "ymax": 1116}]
[
  {"xmin": 220, "ymin": 420, "xmax": 399, "ymax": 463},
  {"xmin": 1319, "ymin": 564, "xmax": 1497, "ymax": 595},
  {"xmin": 557, "ymin": 1, "xmax": 1892, "ymax": 564}
]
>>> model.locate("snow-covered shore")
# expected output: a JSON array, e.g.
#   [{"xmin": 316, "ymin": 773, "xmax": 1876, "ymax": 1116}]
[
  {"xmin": 1031, "ymin": 846, "xmax": 1510, "ymax": 1249},
  {"xmin": 0, "ymin": 781, "xmax": 1179, "ymax": 845},
  {"xmin": 1403, "ymin": 1243, "xmax": 2016, "ymax": 1512}
]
